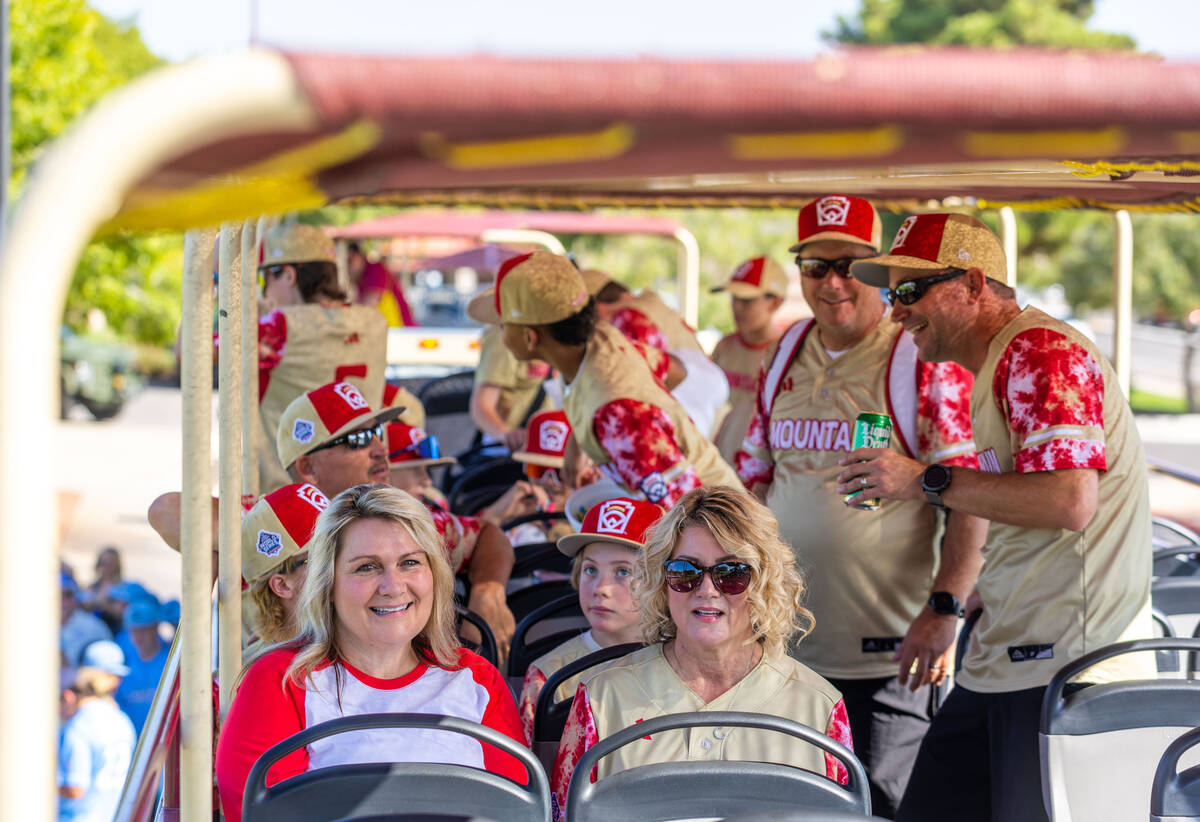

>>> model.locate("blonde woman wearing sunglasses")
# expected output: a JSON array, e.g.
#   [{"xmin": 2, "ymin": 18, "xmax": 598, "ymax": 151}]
[{"xmin": 549, "ymin": 485, "xmax": 852, "ymax": 818}]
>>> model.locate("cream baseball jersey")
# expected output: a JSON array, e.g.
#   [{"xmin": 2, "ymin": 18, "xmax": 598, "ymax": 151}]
[
  {"xmin": 961, "ymin": 307, "xmax": 1153, "ymax": 693},
  {"xmin": 474, "ymin": 325, "xmax": 553, "ymax": 429},
  {"xmin": 736, "ymin": 318, "xmax": 977, "ymax": 678},
  {"xmin": 711, "ymin": 332, "xmax": 776, "ymax": 464},
  {"xmin": 550, "ymin": 644, "xmax": 852, "ymax": 819},
  {"xmin": 564, "ymin": 322, "xmax": 741, "ymax": 507},
  {"xmin": 256, "ymin": 304, "xmax": 387, "ymax": 493},
  {"xmin": 517, "ymin": 630, "xmax": 603, "ymax": 743}
]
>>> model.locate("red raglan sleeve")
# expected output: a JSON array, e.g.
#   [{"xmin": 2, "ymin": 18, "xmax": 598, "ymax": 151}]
[
  {"xmin": 463, "ymin": 651, "xmax": 530, "ymax": 784},
  {"xmin": 215, "ymin": 649, "xmax": 308, "ymax": 822},
  {"xmin": 256, "ymin": 310, "xmax": 288, "ymax": 399},
  {"xmin": 550, "ymin": 682, "xmax": 600, "ymax": 822},
  {"xmin": 734, "ymin": 362, "xmax": 775, "ymax": 487}
]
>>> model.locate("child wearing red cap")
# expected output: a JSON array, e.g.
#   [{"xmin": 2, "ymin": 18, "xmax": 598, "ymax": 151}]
[{"xmin": 515, "ymin": 496, "xmax": 662, "ymax": 744}]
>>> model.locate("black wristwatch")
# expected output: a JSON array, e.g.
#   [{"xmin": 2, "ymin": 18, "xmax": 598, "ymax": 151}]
[
  {"xmin": 928, "ymin": 591, "xmax": 965, "ymax": 618},
  {"xmin": 921, "ymin": 464, "xmax": 952, "ymax": 510}
]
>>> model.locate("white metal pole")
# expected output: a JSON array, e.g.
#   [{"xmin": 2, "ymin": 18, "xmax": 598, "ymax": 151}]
[
  {"xmin": 241, "ymin": 218, "xmax": 260, "ymax": 500},
  {"xmin": 181, "ymin": 227, "xmax": 217, "ymax": 822},
  {"xmin": 218, "ymin": 222, "xmax": 244, "ymax": 714},
  {"xmin": 1112, "ymin": 210, "xmax": 1133, "ymax": 397},
  {"xmin": 998, "ymin": 206, "xmax": 1018, "ymax": 287},
  {"xmin": 673, "ymin": 227, "xmax": 700, "ymax": 329}
]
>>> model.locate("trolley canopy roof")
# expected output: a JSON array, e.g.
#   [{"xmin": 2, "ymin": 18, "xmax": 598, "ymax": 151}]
[
  {"xmin": 104, "ymin": 47, "xmax": 1200, "ymax": 233},
  {"xmin": 327, "ymin": 211, "xmax": 685, "ymax": 240}
]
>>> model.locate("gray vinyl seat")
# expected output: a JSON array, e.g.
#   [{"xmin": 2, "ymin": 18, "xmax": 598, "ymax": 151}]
[
  {"xmin": 1153, "ymin": 516, "xmax": 1200, "ymax": 579},
  {"xmin": 565, "ymin": 711, "xmax": 870, "ymax": 822},
  {"xmin": 1039, "ymin": 638, "xmax": 1200, "ymax": 822},
  {"xmin": 241, "ymin": 713, "xmax": 551, "ymax": 822},
  {"xmin": 1151, "ymin": 725, "xmax": 1200, "ymax": 822},
  {"xmin": 722, "ymin": 812, "xmax": 886, "ymax": 821},
  {"xmin": 1153, "ymin": 579, "xmax": 1200, "ymax": 677}
]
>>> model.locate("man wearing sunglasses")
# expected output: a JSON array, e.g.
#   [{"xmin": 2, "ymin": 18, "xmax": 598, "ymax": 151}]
[
  {"xmin": 845, "ymin": 213, "xmax": 1153, "ymax": 822},
  {"xmin": 734, "ymin": 195, "xmax": 984, "ymax": 817}
]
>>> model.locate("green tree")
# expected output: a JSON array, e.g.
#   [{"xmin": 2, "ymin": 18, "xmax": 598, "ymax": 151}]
[{"xmin": 10, "ymin": 0, "xmax": 182, "ymax": 347}]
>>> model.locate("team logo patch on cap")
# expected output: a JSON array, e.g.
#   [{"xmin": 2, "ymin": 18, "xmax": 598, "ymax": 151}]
[
  {"xmin": 292, "ymin": 419, "xmax": 315, "ymax": 443},
  {"xmin": 891, "ymin": 216, "xmax": 918, "ymax": 251},
  {"xmin": 539, "ymin": 421, "xmax": 569, "ymax": 452},
  {"xmin": 297, "ymin": 483, "xmax": 330, "ymax": 512},
  {"xmin": 333, "ymin": 382, "xmax": 368, "ymax": 410},
  {"xmin": 256, "ymin": 529, "xmax": 283, "ymax": 558},
  {"xmin": 595, "ymin": 499, "xmax": 637, "ymax": 535},
  {"xmin": 639, "ymin": 472, "xmax": 669, "ymax": 504},
  {"xmin": 815, "ymin": 195, "xmax": 851, "ymax": 227}
]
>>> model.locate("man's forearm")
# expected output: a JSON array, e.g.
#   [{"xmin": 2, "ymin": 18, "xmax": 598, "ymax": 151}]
[
  {"xmin": 469, "ymin": 385, "xmax": 512, "ymax": 439},
  {"xmin": 930, "ymin": 509, "xmax": 987, "ymax": 602},
  {"xmin": 467, "ymin": 522, "xmax": 515, "ymax": 588},
  {"xmin": 941, "ymin": 467, "xmax": 1098, "ymax": 532}
]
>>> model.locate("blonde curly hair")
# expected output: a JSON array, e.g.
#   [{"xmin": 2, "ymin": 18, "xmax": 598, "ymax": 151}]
[
  {"xmin": 635, "ymin": 485, "xmax": 812, "ymax": 659},
  {"xmin": 280, "ymin": 485, "xmax": 460, "ymax": 689}
]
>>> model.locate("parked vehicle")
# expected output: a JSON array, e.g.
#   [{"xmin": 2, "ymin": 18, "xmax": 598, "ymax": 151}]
[{"xmin": 60, "ymin": 327, "xmax": 141, "ymax": 420}]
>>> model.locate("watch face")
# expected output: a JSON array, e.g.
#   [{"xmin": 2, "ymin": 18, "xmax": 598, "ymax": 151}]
[
  {"xmin": 929, "ymin": 592, "xmax": 957, "ymax": 614},
  {"xmin": 924, "ymin": 464, "xmax": 950, "ymax": 491}
]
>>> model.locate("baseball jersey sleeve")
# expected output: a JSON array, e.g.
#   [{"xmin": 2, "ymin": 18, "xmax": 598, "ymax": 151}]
[
  {"xmin": 215, "ymin": 649, "xmax": 308, "ymax": 822},
  {"xmin": 917, "ymin": 360, "xmax": 979, "ymax": 468},
  {"xmin": 551, "ymin": 682, "xmax": 600, "ymax": 822},
  {"xmin": 593, "ymin": 398, "xmax": 702, "ymax": 507},
  {"xmin": 734, "ymin": 363, "xmax": 775, "ymax": 488},
  {"xmin": 517, "ymin": 665, "xmax": 548, "ymax": 745},
  {"xmin": 992, "ymin": 328, "xmax": 1107, "ymax": 473},
  {"xmin": 256, "ymin": 310, "xmax": 289, "ymax": 399},
  {"xmin": 476, "ymin": 329, "xmax": 524, "ymax": 390},
  {"xmin": 823, "ymin": 698, "xmax": 853, "ymax": 786},
  {"xmin": 58, "ymin": 721, "xmax": 93, "ymax": 791},
  {"xmin": 611, "ymin": 307, "xmax": 668, "ymax": 351},
  {"xmin": 426, "ymin": 506, "xmax": 482, "ymax": 574},
  {"xmin": 459, "ymin": 651, "xmax": 529, "ymax": 784}
]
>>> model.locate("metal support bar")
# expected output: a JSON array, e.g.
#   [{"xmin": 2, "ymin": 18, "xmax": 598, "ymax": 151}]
[
  {"xmin": 335, "ymin": 237, "xmax": 350, "ymax": 296},
  {"xmin": 997, "ymin": 206, "xmax": 1017, "ymax": 287},
  {"xmin": 241, "ymin": 218, "xmax": 260, "ymax": 499},
  {"xmin": 673, "ymin": 227, "xmax": 700, "ymax": 328},
  {"xmin": 1113, "ymin": 210, "xmax": 1133, "ymax": 397},
  {"xmin": 480, "ymin": 227, "xmax": 565, "ymax": 254},
  {"xmin": 181, "ymin": 227, "xmax": 217, "ymax": 822},
  {"xmin": 217, "ymin": 223, "xmax": 243, "ymax": 714}
]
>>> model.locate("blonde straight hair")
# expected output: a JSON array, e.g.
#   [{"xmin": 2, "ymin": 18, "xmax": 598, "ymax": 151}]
[
  {"xmin": 635, "ymin": 485, "xmax": 813, "ymax": 659},
  {"xmin": 280, "ymin": 485, "xmax": 460, "ymax": 689}
]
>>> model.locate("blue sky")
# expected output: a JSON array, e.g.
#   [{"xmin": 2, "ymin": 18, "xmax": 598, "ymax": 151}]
[{"xmin": 91, "ymin": 0, "xmax": 1199, "ymax": 63}]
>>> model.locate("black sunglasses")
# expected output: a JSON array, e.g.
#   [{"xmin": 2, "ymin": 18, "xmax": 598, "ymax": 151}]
[
  {"xmin": 664, "ymin": 559, "xmax": 753, "ymax": 595},
  {"xmin": 795, "ymin": 256, "xmax": 857, "ymax": 280},
  {"xmin": 885, "ymin": 268, "xmax": 966, "ymax": 306},
  {"xmin": 309, "ymin": 423, "xmax": 383, "ymax": 454}
]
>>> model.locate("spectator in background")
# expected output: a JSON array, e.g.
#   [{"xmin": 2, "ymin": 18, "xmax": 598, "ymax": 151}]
[
  {"xmin": 349, "ymin": 241, "xmax": 415, "ymax": 327},
  {"xmin": 58, "ymin": 641, "xmax": 136, "ymax": 822},
  {"xmin": 115, "ymin": 599, "xmax": 170, "ymax": 735},
  {"xmin": 60, "ymin": 573, "xmax": 111, "ymax": 673},
  {"xmin": 87, "ymin": 547, "xmax": 124, "ymax": 635}
]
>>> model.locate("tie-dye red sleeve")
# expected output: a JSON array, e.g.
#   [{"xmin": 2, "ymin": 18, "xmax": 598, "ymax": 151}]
[
  {"xmin": 917, "ymin": 360, "xmax": 979, "ymax": 468},
  {"xmin": 612, "ymin": 307, "xmax": 668, "ymax": 351},
  {"xmin": 992, "ymin": 328, "xmax": 1107, "ymax": 474},
  {"xmin": 256, "ymin": 310, "xmax": 288, "ymax": 398},
  {"xmin": 593, "ymin": 399, "xmax": 701, "ymax": 507},
  {"xmin": 550, "ymin": 683, "xmax": 599, "ymax": 822},
  {"xmin": 823, "ymin": 697, "xmax": 853, "ymax": 786},
  {"xmin": 517, "ymin": 665, "xmax": 547, "ymax": 745},
  {"xmin": 734, "ymin": 363, "xmax": 775, "ymax": 487}
]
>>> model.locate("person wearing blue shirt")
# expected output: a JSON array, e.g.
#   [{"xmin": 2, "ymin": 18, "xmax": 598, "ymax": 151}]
[
  {"xmin": 58, "ymin": 641, "xmax": 136, "ymax": 822},
  {"xmin": 115, "ymin": 599, "xmax": 169, "ymax": 735}
]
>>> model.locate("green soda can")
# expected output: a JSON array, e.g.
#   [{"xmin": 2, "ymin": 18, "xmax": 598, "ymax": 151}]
[{"xmin": 843, "ymin": 411, "xmax": 892, "ymax": 511}]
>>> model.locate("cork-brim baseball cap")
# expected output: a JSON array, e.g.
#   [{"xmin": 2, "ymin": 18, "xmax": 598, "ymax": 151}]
[
  {"xmin": 789, "ymin": 194, "xmax": 882, "ymax": 253},
  {"xmin": 466, "ymin": 288, "xmax": 499, "ymax": 324},
  {"xmin": 563, "ymin": 479, "xmax": 625, "ymax": 532},
  {"xmin": 557, "ymin": 496, "xmax": 663, "ymax": 557},
  {"xmin": 386, "ymin": 421, "xmax": 457, "ymax": 469},
  {"xmin": 580, "ymin": 269, "xmax": 613, "ymax": 297},
  {"xmin": 241, "ymin": 483, "xmax": 330, "ymax": 582},
  {"xmin": 851, "ymin": 213, "xmax": 1006, "ymax": 288},
  {"xmin": 260, "ymin": 223, "xmax": 336, "ymax": 268},
  {"xmin": 711, "ymin": 256, "xmax": 789, "ymax": 298},
  {"xmin": 277, "ymin": 381, "xmax": 405, "ymax": 470},
  {"xmin": 491, "ymin": 251, "xmax": 589, "ymax": 326},
  {"xmin": 511, "ymin": 409, "xmax": 571, "ymax": 468}
]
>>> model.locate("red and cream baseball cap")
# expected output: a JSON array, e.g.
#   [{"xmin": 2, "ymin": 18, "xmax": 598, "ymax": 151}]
[
  {"xmin": 386, "ymin": 421, "xmax": 456, "ymax": 469},
  {"xmin": 383, "ymin": 381, "xmax": 426, "ymax": 429},
  {"xmin": 789, "ymin": 194, "xmax": 882, "ymax": 253},
  {"xmin": 580, "ymin": 269, "xmax": 614, "ymax": 297},
  {"xmin": 512, "ymin": 409, "xmax": 571, "ymax": 468},
  {"xmin": 241, "ymin": 482, "xmax": 330, "ymax": 582},
  {"xmin": 711, "ymin": 256, "xmax": 789, "ymax": 298},
  {"xmin": 467, "ymin": 251, "xmax": 589, "ymax": 326},
  {"xmin": 277, "ymin": 381, "xmax": 405, "ymax": 470},
  {"xmin": 850, "ymin": 213, "xmax": 1006, "ymax": 288},
  {"xmin": 260, "ymin": 223, "xmax": 336, "ymax": 267},
  {"xmin": 557, "ymin": 496, "xmax": 664, "ymax": 557}
]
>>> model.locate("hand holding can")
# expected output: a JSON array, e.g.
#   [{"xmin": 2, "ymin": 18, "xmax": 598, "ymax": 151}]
[{"xmin": 843, "ymin": 411, "xmax": 892, "ymax": 511}]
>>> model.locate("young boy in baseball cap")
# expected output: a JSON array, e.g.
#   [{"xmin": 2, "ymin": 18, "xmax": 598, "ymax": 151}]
[{"xmin": 516, "ymin": 496, "xmax": 663, "ymax": 743}]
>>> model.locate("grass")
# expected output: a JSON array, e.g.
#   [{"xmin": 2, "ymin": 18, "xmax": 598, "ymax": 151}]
[{"xmin": 1130, "ymin": 387, "xmax": 1190, "ymax": 414}]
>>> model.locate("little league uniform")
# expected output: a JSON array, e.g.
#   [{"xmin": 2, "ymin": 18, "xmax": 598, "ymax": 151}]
[
  {"xmin": 517, "ymin": 629, "xmax": 603, "ymax": 743},
  {"xmin": 475, "ymin": 325, "xmax": 553, "ymax": 431},
  {"xmin": 58, "ymin": 699, "xmax": 136, "ymax": 822},
  {"xmin": 735, "ymin": 316, "xmax": 976, "ymax": 814},
  {"xmin": 216, "ymin": 647, "xmax": 526, "ymax": 822},
  {"xmin": 625, "ymin": 291, "xmax": 706, "ymax": 354},
  {"xmin": 711, "ymin": 332, "xmax": 775, "ymax": 464},
  {"xmin": 565, "ymin": 322, "xmax": 741, "ymax": 507},
  {"xmin": 550, "ymin": 644, "xmax": 853, "ymax": 820},
  {"xmin": 898, "ymin": 308, "xmax": 1153, "ymax": 822}
]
